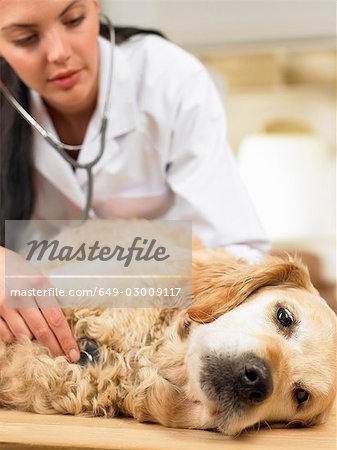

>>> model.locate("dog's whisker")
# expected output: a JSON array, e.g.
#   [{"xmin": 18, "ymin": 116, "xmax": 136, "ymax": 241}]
[{"xmin": 263, "ymin": 421, "xmax": 272, "ymax": 431}]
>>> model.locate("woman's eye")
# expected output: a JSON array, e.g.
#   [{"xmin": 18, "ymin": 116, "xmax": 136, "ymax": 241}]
[
  {"xmin": 65, "ymin": 15, "xmax": 85, "ymax": 28},
  {"xmin": 13, "ymin": 35, "xmax": 38, "ymax": 47},
  {"xmin": 277, "ymin": 307, "xmax": 293, "ymax": 327},
  {"xmin": 295, "ymin": 388, "xmax": 309, "ymax": 404}
]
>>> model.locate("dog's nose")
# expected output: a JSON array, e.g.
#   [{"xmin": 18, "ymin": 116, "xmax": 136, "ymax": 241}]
[
  {"xmin": 238, "ymin": 357, "xmax": 272, "ymax": 404},
  {"xmin": 200, "ymin": 352, "xmax": 273, "ymax": 406}
]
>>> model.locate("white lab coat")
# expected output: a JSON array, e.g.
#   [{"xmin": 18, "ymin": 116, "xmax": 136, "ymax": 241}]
[{"xmin": 30, "ymin": 35, "xmax": 269, "ymax": 260}]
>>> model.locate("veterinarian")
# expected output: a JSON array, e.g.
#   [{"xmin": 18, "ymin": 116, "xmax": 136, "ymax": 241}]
[{"xmin": 0, "ymin": 0, "xmax": 269, "ymax": 362}]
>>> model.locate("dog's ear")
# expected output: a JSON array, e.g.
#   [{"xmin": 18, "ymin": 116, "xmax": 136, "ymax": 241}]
[{"xmin": 188, "ymin": 250, "xmax": 316, "ymax": 323}]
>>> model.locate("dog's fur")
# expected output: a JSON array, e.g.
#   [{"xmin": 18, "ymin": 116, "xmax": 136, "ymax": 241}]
[{"xmin": 0, "ymin": 224, "xmax": 336, "ymax": 436}]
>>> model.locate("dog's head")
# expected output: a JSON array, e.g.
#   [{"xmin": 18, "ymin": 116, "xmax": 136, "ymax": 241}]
[{"xmin": 184, "ymin": 251, "xmax": 336, "ymax": 435}]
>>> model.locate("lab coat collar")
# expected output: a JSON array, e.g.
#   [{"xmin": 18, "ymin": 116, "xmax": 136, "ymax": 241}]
[
  {"xmin": 78, "ymin": 36, "xmax": 138, "ymax": 163},
  {"xmin": 31, "ymin": 36, "xmax": 138, "ymax": 208}
]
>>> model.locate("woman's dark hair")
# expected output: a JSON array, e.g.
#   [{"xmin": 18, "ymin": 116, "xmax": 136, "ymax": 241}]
[{"xmin": 0, "ymin": 25, "xmax": 165, "ymax": 247}]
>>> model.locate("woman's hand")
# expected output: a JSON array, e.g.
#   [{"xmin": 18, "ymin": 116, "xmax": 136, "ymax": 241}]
[{"xmin": 0, "ymin": 246, "xmax": 80, "ymax": 362}]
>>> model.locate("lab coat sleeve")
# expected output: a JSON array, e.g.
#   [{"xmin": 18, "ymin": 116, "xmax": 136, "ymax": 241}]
[{"xmin": 163, "ymin": 66, "xmax": 270, "ymax": 261}]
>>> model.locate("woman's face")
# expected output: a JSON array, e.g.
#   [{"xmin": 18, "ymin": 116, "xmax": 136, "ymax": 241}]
[{"xmin": 0, "ymin": 0, "xmax": 100, "ymax": 113}]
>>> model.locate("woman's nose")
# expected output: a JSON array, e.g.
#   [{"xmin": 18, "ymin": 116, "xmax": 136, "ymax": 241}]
[{"xmin": 45, "ymin": 30, "xmax": 72, "ymax": 64}]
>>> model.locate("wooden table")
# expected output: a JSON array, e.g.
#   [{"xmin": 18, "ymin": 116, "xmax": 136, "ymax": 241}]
[{"xmin": 0, "ymin": 408, "xmax": 335, "ymax": 450}]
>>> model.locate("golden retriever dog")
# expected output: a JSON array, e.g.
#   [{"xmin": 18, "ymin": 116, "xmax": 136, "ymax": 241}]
[{"xmin": 0, "ymin": 222, "xmax": 336, "ymax": 436}]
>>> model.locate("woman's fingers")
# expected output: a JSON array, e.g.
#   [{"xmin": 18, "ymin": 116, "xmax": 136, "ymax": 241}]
[
  {"xmin": 0, "ymin": 317, "xmax": 15, "ymax": 343},
  {"xmin": 31, "ymin": 290, "xmax": 80, "ymax": 361},
  {"xmin": 0, "ymin": 307, "xmax": 33, "ymax": 341},
  {"xmin": 1, "ymin": 303, "xmax": 80, "ymax": 362},
  {"xmin": 1, "ymin": 291, "xmax": 79, "ymax": 361},
  {"xmin": 39, "ymin": 306, "xmax": 80, "ymax": 362},
  {"xmin": 18, "ymin": 307, "xmax": 64, "ymax": 357},
  {"xmin": 1, "ymin": 247, "xmax": 80, "ymax": 361}
]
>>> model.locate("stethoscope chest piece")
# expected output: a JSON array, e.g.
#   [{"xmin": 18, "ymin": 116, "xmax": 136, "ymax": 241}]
[{"xmin": 76, "ymin": 338, "xmax": 100, "ymax": 366}]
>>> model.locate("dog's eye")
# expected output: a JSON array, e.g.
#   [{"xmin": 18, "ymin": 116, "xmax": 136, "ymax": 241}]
[
  {"xmin": 277, "ymin": 308, "xmax": 293, "ymax": 327},
  {"xmin": 295, "ymin": 388, "xmax": 309, "ymax": 404}
]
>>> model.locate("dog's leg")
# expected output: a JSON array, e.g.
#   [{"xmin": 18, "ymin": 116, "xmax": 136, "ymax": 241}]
[{"xmin": 123, "ymin": 372, "xmax": 214, "ymax": 429}]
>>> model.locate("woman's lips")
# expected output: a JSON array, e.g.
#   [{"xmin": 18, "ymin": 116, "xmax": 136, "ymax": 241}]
[{"xmin": 49, "ymin": 70, "xmax": 81, "ymax": 89}]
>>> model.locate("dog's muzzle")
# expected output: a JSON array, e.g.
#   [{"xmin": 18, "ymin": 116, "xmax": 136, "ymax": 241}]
[
  {"xmin": 76, "ymin": 339, "xmax": 100, "ymax": 366},
  {"xmin": 200, "ymin": 352, "xmax": 273, "ymax": 407}
]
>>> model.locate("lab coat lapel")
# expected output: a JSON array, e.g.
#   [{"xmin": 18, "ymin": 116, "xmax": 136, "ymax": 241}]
[
  {"xmin": 76, "ymin": 37, "xmax": 138, "ymax": 187},
  {"xmin": 30, "ymin": 91, "xmax": 87, "ymax": 211}
]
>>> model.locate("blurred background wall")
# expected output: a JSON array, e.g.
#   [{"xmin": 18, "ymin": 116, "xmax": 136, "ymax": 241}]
[{"xmin": 101, "ymin": 0, "xmax": 336, "ymax": 309}]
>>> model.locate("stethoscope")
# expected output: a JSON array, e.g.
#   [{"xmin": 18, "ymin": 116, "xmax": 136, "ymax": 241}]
[{"xmin": 0, "ymin": 15, "xmax": 115, "ymax": 221}]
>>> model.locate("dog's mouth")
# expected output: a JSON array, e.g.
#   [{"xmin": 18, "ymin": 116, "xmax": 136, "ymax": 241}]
[
  {"xmin": 194, "ymin": 351, "xmax": 274, "ymax": 435},
  {"xmin": 76, "ymin": 339, "xmax": 100, "ymax": 366}
]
